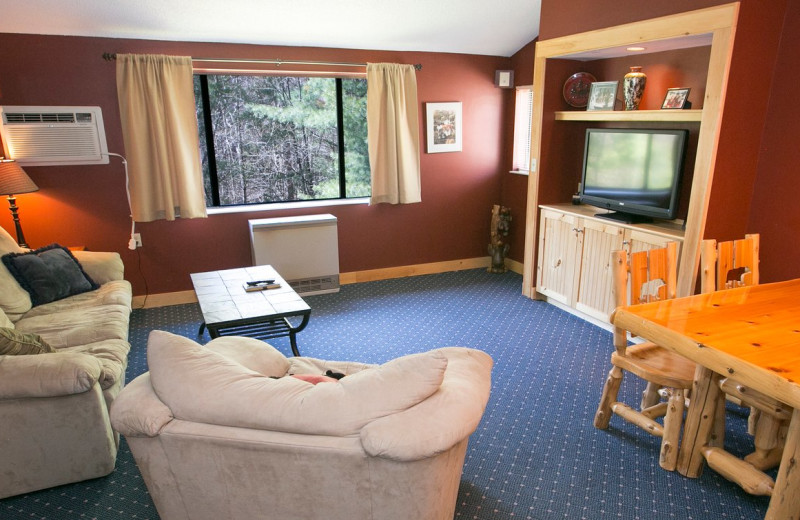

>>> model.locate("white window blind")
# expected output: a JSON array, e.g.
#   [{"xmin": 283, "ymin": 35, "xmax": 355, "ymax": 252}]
[{"xmin": 512, "ymin": 86, "xmax": 533, "ymax": 173}]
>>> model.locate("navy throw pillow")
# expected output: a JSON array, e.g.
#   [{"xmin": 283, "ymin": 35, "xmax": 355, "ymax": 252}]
[{"xmin": 2, "ymin": 244, "xmax": 99, "ymax": 306}]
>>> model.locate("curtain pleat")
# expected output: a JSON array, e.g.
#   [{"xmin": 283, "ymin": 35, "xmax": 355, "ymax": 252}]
[
  {"xmin": 366, "ymin": 63, "xmax": 421, "ymax": 205},
  {"xmin": 116, "ymin": 54, "xmax": 207, "ymax": 221}
]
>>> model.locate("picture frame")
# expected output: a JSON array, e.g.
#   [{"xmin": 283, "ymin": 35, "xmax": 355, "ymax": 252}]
[
  {"xmin": 586, "ymin": 81, "xmax": 619, "ymax": 111},
  {"xmin": 426, "ymin": 102, "xmax": 462, "ymax": 153},
  {"xmin": 661, "ymin": 87, "xmax": 691, "ymax": 109}
]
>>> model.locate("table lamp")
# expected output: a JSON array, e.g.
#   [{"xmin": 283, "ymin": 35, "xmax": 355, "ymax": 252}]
[{"xmin": 0, "ymin": 158, "xmax": 39, "ymax": 248}]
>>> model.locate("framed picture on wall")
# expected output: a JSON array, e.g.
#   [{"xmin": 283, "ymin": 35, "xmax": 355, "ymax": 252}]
[
  {"xmin": 661, "ymin": 87, "xmax": 692, "ymax": 109},
  {"xmin": 426, "ymin": 102, "xmax": 462, "ymax": 153},
  {"xmin": 586, "ymin": 81, "xmax": 619, "ymax": 111}
]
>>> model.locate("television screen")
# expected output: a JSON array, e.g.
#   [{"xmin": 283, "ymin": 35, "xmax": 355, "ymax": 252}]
[{"xmin": 579, "ymin": 128, "xmax": 688, "ymax": 223}]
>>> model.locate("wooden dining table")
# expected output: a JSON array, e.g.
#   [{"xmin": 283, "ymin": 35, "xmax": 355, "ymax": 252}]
[{"xmin": 611, "ymin": 278, "xmax": 800, "ymax": 520}]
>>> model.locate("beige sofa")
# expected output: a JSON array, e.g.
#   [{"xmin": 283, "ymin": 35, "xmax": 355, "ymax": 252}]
[
  {"xmin": 0, "ymin": 226, "xmax": 132, "ymax": 498},
  {"xmin": 110, "ymin": 330, "xmax": 493, "ymax": 520}
]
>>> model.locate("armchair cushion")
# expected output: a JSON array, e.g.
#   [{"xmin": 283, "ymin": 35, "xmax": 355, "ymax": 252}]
[
  {"xmin": 147, "ymin": 331, "xmax": 447, "ymax": 436},
  {"xmin": 0, "ymin": 327, "xmax": 55, "ymax": 355},
  {"xmin": 2, "ymin": 244, "xmax": 98, "ymax": 306}
]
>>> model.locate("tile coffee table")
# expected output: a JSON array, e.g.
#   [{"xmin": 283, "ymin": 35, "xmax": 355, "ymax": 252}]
[{"xmin": 190, "ymin": 265, "xmax": 311, "ymax": 356}]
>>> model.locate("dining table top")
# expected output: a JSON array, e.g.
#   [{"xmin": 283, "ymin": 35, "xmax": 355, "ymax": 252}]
[{"xmin": 611, "ymin": 277, "xmax": 800, "ymax": 410}]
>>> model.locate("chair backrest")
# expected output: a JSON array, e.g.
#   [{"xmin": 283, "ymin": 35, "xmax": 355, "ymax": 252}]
[
  {"xmin": 700, "ymin": 233, "xmax": 759, "ymax": 294},
  {"xmin": 612, "ymin": 241, "xmax": 678, "ymax": 309},
  {"xmin": 611, "ymin": 242, "xmax": 678, "ymax": 354}
]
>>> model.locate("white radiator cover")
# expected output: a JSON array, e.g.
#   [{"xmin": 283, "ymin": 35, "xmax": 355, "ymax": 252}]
[{"xmin": 248, "ymin": 214, "xmax": 340, "ymax": 295}]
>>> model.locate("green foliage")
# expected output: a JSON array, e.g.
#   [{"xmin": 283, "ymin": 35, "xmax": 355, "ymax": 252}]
[{"xmin": 195, "ymin": 74, "xmax": 370, "ymax": 205}]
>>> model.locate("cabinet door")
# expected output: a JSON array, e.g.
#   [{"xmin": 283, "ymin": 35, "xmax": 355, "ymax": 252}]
[
  {"xmin": 625, "ymin": 228, "xmax": 682, "ymax": 258},
  {"xmin": 537, "ymin": 209, "xmax": 581, "ymax": 305},
  {"xmin": 575, "ymin": 218, "xmax": 625, "ymax": 321}
]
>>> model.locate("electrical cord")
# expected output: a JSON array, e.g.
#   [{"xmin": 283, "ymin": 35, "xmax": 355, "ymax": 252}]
[{"xmin": 102, "ymin": 152, "xmax": 149, "ymax": 308}]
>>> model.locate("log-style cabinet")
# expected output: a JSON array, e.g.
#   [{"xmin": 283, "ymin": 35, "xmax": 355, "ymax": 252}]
[{"xmin": 521, "ymin": 4, "xmax": 739, "ymax": 322}]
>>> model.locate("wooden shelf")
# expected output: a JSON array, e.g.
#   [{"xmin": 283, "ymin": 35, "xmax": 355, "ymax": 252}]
[{"xmin": 555, "ymin": 109, "xmax": 703, "ymax": 122}]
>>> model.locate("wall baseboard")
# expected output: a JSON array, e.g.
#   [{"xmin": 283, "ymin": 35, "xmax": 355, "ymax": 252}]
[{"xmin": 132, "ymin": 256, "xmax": 521, "ymax": 309}]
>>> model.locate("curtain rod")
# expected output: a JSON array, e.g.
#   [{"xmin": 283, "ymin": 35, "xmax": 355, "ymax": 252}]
[{"xmin": 102, "ymin": 53, "xmax": 422, "ymax": 70}]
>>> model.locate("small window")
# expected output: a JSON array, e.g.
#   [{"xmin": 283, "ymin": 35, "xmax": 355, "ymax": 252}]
[
  {"xmin": 194, "ymin": 74, "xmax": 369, "ymax": 207},
  {"xmin": 512, "ymin": 86, "xmax": 533, "ymax": 174}
]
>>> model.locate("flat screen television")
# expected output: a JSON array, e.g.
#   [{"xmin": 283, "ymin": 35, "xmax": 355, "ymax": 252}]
[{"xmin": 579, "ymin": 128, "xmax": 688, "ymax": 223}]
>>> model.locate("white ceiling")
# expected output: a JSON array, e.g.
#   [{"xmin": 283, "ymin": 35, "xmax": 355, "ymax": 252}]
[{"xmin": 0, "ymin": 0, "xmax": 541, "ymax": 57}]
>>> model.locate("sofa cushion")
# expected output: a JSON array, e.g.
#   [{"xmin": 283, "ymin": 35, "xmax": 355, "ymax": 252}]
[
  {"xmin": 15, "ymin": 304, "xmax": 131, "ymax": 349},
  {"xmin": 2, "ymin": 244, "xmax": 99, "ymax": 306},
  {"xmin": 0, "ymin": 327, "xmax": 55, "ymax": 355},
  {"xmin": 147, "ymin": 330, "xmax": 447, "ymax": 436},
  {"xmin": 20, "ymin": 280, "xmax": 132, "ymax": 320}
]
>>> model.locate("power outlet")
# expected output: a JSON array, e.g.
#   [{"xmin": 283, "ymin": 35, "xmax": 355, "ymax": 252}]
[{"xmin": 132, "ymin": 233, "xmax": 142, "ymax": 248}]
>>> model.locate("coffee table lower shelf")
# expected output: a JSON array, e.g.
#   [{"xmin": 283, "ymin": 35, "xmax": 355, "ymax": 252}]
[{"xmin": 199, "ymin": 313, "xmax": 310, "ymax": 357}]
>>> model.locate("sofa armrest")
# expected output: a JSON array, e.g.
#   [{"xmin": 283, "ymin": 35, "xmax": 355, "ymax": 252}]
[
  {"xmin": 0, "ymin": 352, "xmax": 103, "ymax": 399},
  {"xmin": 360, "ymin": 347, "xmax": 493, "ymax": 462},
  {"xmin": 72, "ymin": 250, "xmax": 125, "ymax": 285},
  {"xmin": 110, "ymin": 373, "xmax": 174, "ymax": 438}
]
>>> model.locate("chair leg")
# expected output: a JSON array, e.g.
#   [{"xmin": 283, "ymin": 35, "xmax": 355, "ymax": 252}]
[
  {"xmin": 595, "ymin": 366, "xmax": 623, "ymax": 429},
  {"xmin": 660, "ymin": 388, "xmax": 685, "ymax": 471},
  {"xmin": 744, "ymin": 413, "xmax": 784, "ymax": 471},
  {"xmin": 642, "ymin": 382, "xmax": 662, "ymax": 410}
]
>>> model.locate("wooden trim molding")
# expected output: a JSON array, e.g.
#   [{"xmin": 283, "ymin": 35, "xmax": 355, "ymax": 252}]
[{"xmin": 132, "ymin": 256, "xmax": 502, "ymax": 309}]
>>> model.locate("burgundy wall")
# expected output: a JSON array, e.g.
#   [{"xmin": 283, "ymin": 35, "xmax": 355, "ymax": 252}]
[
  {"xmin": 748, "ymin": 0, "xmax": 800, "ymax": 282},
  {"xmin": 537, "ymin": 0, "xmax": 798, "ymax": 282},
  {"xmin": 0, "ymin": 34, "xmax": 512, "ymax": 295}
]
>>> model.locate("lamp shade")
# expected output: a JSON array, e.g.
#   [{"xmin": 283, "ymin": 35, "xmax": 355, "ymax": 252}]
[{"xmin": 0, "ymin": 159, "xmax": 38, "ymax": 196}]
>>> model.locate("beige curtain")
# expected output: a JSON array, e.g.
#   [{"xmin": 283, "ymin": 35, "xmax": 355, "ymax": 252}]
[
  {"xmin": 116, "ymin": 54, "xmax": 207, "ymax": 221},
  {"xmin": 366, "ymin": 63, "xmax": 421, "ymax": 205}
]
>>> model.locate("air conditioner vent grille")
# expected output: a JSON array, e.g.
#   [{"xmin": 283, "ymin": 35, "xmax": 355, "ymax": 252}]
[
  {"xmin": 288, "ymin": 275, "xmax": 340, "ymax": 295},
  {"xmin": 4, "ymin": 112, "xmax": 84, "ymax": 124}
]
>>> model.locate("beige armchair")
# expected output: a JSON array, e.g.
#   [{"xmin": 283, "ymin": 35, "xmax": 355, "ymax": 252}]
[{"xmin": 110, "ymin": 331, "xmax": 493, "ymax": 520}]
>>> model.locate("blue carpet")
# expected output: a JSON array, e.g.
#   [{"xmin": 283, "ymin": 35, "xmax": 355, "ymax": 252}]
[{"xmin": 1, "ymin": 269, "xmax": 768, "ymax": 519}]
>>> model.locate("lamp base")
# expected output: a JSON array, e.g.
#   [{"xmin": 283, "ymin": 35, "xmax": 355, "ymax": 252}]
[{"xmin": 6, "ymin": 195, "xmax": 30, "ymax": 249}]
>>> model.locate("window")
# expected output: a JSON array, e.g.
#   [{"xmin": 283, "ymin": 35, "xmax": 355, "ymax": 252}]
[
  {"xmin": 512, "ymin": 86, "xmax": 533, "ymax": 174},
  {"xmin": 194, "ymin": 74, "xmax": 369, "ymax": 207}
]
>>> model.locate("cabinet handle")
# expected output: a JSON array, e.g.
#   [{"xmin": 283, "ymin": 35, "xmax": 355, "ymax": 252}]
[
  {"xmin": 622, "ymin": 240, "xmax": 630, "ymax": 246},
  {"xmin": 572, "ymin": 227, "xmax": 584, "ymax": 234}
]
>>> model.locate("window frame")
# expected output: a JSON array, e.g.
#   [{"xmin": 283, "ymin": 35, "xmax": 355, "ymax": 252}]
[{"xmin": 195, "ymin": 73, "xmax": 368, "ymax": 208}]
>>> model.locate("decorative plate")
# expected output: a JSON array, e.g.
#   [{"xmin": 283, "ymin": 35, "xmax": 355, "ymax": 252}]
[{"xmin": 563, "ymin": 72, "xmax": 597, "ymax": 108}]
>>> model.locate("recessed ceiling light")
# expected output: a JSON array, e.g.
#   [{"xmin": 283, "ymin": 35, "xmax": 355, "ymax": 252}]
[{"xmin": 627, "ymin": 46, "xmax": 646, "ymax": 52}]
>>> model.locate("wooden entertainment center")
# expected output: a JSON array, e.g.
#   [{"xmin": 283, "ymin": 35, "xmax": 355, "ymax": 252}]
[
  {"xmin": 521, "ymin": 3, "xmax": 739, "ymax": 322},
  {"xmin": 537, "ymin": 204, "xmax": 684, "ymax": 322}
]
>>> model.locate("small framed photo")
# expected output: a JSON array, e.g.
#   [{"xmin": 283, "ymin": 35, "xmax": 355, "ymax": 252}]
[
  {"xmin": 426, "ymin": 102, "xmax": 462, "ymax": 153},
  {"xmin": 587, "ymin": 81, "xmax": 619, "ymax": 111},
  {"xmin": 662, "ymin": 87, "xmax": 691, "ymax": 109}
]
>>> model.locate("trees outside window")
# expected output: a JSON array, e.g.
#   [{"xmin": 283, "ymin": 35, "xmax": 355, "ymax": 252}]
[{"xmin": 195, "ymin": 74, "xmax": 370, "ymax": 207}]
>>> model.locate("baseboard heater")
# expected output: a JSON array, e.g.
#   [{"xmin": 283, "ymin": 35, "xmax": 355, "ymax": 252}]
[{"xmin": 248, "ymin": 214, "xmax": 340, "ymax": 295}]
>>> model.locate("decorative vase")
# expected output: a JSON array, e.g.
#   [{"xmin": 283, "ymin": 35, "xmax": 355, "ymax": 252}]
[{"xmin": 623, "ymin": 66, "xmax": 647, "ymax": 110}]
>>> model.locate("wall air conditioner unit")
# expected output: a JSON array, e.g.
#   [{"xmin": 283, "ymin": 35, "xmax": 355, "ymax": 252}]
[{"xmin": 0, "ymin": 106, "xmax": 109, "ymax": 166}]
